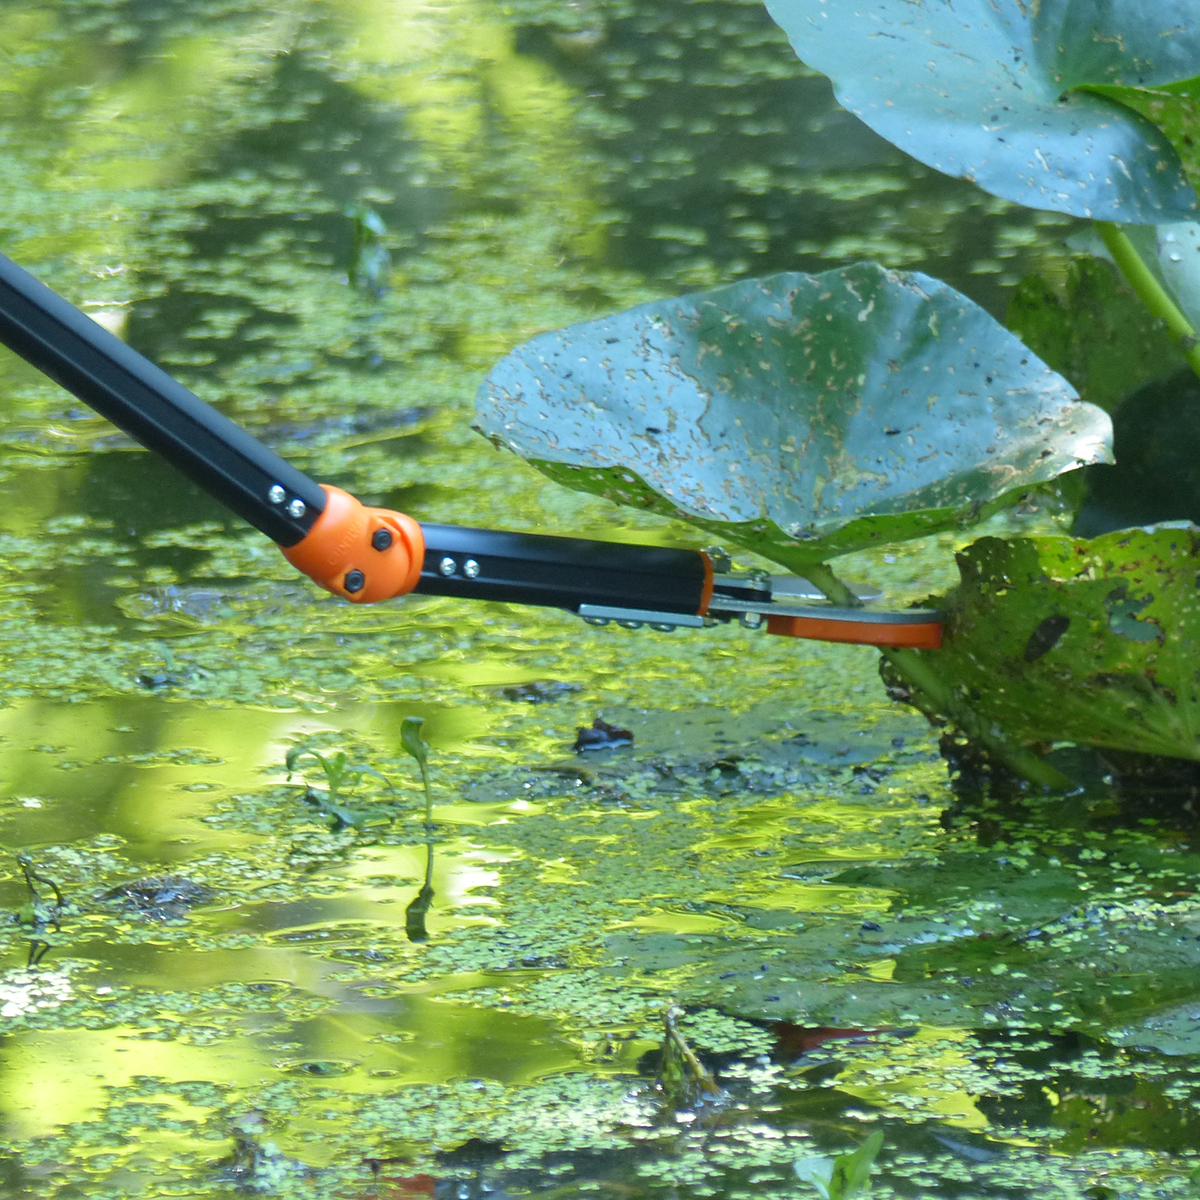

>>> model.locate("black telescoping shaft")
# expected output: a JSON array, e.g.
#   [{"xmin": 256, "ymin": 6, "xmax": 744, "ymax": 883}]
[
  {"xmin": 0, "ymin": 249, "xmax": 710, "ymax": 616},
  {"xmin": 0, "ymin": 251, "xmax": 324, "ymax": 545},
  {"xmin": 417, "ymin": 525, "xmax": 708, "ymax": 614}
]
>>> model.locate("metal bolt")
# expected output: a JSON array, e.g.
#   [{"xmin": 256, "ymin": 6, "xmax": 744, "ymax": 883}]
[
  {"xmin": 702, "ymin": 545, "xmax": 732, "ymax": 573},
  {"xmin": 439, "ymin": 556, "xmax": 457, "ymax": 577},
  {"xmin": 344, "ymin": 569, "xmax": 365, "ymax": 593},
  {"xmin": 463, "ymin": 558, "xmax": 480, "ymax": 579},
  {"xmin": 287, "ymin": 498, "xmax": 307, "ymax": 519},
  {"xmin": 617, "ymin": 619, "xmax": 644, "ymax": 630},
  {"xmin": 268, "ymin": 484, "xmax": 286, "ymax": 505},
  {"xmin": 582, "ymin": 616, "xmax": 610, "ymax": 627},
  {"xmin": 371, "ymin": 528, "xmax": 393, "ymax": 551}
]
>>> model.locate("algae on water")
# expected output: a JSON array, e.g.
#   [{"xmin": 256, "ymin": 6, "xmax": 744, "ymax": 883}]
[{"xmin": 0, "ymin": 1, "xmax": 1198, "ymax": 1198}]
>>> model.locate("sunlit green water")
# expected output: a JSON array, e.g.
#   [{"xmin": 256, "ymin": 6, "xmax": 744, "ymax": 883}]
[{"xmin": 0, "ymin": 1, "xmax": 1199, "ymax": 1197}]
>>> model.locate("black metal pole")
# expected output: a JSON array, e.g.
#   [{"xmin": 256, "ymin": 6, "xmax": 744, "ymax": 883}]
[
  {"xmin": 0, "ymin": 249, "xmax": 712, "ymax": 616},
  {"xmin": 0, "ymin": 251, "xmax": 325, "ymax": 545},
  {"xmin": 417, "ymin": 525, "xmax": 707, "ymax": 613}
]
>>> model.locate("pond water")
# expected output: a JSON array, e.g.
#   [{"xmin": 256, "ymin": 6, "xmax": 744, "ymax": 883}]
[{"xmin": 1, "ymin": 1, "xmax": 1199, "ymax": 1197}]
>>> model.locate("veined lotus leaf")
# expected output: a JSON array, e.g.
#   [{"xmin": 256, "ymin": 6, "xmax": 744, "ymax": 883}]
[
  {"xmin": 762, "ymin": 0, "xmax": 1200, "ymax": 223},
  {"xmin": 477, "ymin": 265, "xmax": 1111, "ymax": 569},
  {"xmin": 915, "ymin": 525, "xmax": 1200, "ymax": 761},
  {"xmin": 1085, "ymin": 77, "xmax": 1200, "ymax": 207}
]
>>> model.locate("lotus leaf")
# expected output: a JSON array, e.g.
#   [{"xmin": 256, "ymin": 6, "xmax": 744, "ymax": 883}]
[
  {"xmin": 1085, "ymin": 76, "xmax": 1200, "ymax": 205},
  {"xmin": 1006, "ymin": 256, "xmax": 1183, "ymax": 414},
  {"xmin": 1154, "ymin": 220, "xmax": 1200, "ymax": 329},
  {"xmin": 914, "ymin": 525, "xmax": 1200, "ymax": 761},
  {"xmin": 763, "ymin": 0, "xmax": 1200, "ymax": 222},
  {"xmin": 477, "ymin": 265, "xmax": 1111, "ymax": 569}
]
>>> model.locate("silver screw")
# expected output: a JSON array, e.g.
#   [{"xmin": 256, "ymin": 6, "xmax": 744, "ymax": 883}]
[
  {"xmin": 287, "ymin": 499, "xmax": 307, "ymax": 519},
  {"xmin": 617, "ymin": 619, "xmax": 644, "ymax": 630},
  {"xmin": 268, "ymin": 484, "xmax": 286, "ymax": 504},
  {"xmin": 439, "ymin": 556, "xmax": 457, "ymax": 576},
  {"xmin": 463, "ymin": 558, "xmax": 480, "ymax": 579},
  {"xmin": 582, "ymin": 616, "xmax": 610, "ymax": 627},
  {"xmin": 702, "ymin": 545, "xmax": 732, "ymax": 573}
]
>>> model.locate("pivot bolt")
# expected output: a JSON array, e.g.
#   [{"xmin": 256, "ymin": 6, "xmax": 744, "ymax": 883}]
[
  {"xmin": 268, "ymin": 484, "xmax": 286, "ymax": 504},
  {"xmin": 463, "ymin": 558, "xmax": 480, "ymax": 579},
  {"xmin": 371, "ymin": 528, "xmax": 393, "ymax": 551},
  {"xmin": 344, "ymin": 569, "xmax": 365, "ymax": 593},
  {"xmin": 287, "ymin": 498, "xmax": 307, "ymax": 519},
  {"xmin": 439, "ymin": 556, "xmax": 457, "ymax": 576}
]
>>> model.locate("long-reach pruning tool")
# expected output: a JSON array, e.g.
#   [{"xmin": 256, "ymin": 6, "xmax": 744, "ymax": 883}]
[{"xmin": 0, "ymin": 251, "xmax": 942, "ymax": 650}]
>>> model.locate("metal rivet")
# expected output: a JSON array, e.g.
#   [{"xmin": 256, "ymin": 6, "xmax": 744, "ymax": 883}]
[
  {"xmin": 268, "ymin": 484, "xmax": 286, "ymax": 504},
  {"xmin": 287, "ymin": 499, "xmax": 307, "ymax": 519},
  {"xmin": 617, "ymin": 620, "xmax": 644, "ymax": 630},
  {"xmin": 463, "ymin": 558, "xmax": 480, "ymax": 579},
  {"xmin": 344, "ymin": 569, "xmax": 365, "ymax": 593},
  {"xmin": 439, "ymin": 556, "xmax": 457, "ymax": 577},
  {"xmin": 371, "ymin": 528, "xmax": 393, "ymax": 551}
]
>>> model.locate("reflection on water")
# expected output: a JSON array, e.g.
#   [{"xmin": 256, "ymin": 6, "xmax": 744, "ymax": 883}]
[
  {"xmin": 0, "ymin": 0, "xmax": 1197, "ymax": 1196},
  {"xmin": 405, "ymin": 841, "xmax": 437, "ymax": 942}
]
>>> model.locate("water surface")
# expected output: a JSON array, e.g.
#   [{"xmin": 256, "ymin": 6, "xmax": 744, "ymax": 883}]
[{"xmin": 0, "ymin": 2, "xmax": 1198, "ymax": 1197}]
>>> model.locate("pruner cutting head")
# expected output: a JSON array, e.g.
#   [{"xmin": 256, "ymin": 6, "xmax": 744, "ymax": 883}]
[
  {"xmin": 706, "ymin": 571, "xmax": 942, "ymax": 649},
  {"xmin": 579, "ymin": 567, "xmax": 942, "ymax": 650}
]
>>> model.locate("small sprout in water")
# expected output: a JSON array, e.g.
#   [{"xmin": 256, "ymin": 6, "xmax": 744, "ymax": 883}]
[
  {"xmin": 794, "ymin": 1130, "xmax": 884, "ymax": 1199},
  {"xmin": 285, "ymin": 746, "xmax": 395, "ymax": 832},
  {"xmin": 14, "ymin": 854, "xmax": 72, "ymax": 967},
  {"xmin": 658, "ymin": 1005, "xmax": 723, "ymax": 1109},
  {"xmin": 400, "ymin": 716, "xmax": 434, "ymax": 829},
  {"xmin": 400, "ymin": 718, "xmax": 436, "ymax": 939}
]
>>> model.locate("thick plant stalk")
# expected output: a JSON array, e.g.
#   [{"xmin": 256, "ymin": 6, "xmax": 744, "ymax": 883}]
[
  {"xmin": 803, "ymin": 562, "xmax": 1075, "ymax": 791},
  {"xmin": 1095, "ymin": 220, "xmax": 1200, "ymax": 380}
]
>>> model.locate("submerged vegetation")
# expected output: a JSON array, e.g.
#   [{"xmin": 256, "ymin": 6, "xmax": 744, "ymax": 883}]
[{"xmin": 0, "ymin": 0, "xmax": 1199, "ymax": 1197}]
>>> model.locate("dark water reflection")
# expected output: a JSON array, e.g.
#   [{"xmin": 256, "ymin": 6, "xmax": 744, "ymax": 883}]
[{"xmin": 0, "ymin": 1, "xmax": 1196, "ymax": 1197}]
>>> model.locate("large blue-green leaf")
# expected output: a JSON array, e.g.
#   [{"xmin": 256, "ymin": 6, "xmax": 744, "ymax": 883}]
[
  {"xmin": 763, "ymin": 0, "xmax": 1200, "ymax": 223},
  {"xmin": 476, "ymin": 265, "xmax": 1111, "ymax": 569}
]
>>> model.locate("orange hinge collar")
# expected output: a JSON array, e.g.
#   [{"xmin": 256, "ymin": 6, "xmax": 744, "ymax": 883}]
[{"xmin": 281, "ymin": 485, "xmax": 424, "ymax": 603}]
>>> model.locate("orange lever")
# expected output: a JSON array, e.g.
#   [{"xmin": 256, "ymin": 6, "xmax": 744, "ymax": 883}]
[
  {"xmin": 765, "ymin": 612, "xmax": 943, "ymax": 649},
  {"xmin": 281, "ymin": 485, "xmax": 424, "ymax": 603}
]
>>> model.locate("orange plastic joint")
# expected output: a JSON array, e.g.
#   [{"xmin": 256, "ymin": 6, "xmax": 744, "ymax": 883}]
[
  {"xmin": 697, "ymin": 551, "xmax": 716, "ymax": 616},
  {"xmin": 765, "ymin": 613, "xmax": 943, "ymax": 650},
  {"xmin": 281, "ymin": 484, "xmax": 425, "ymax": 603}
]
